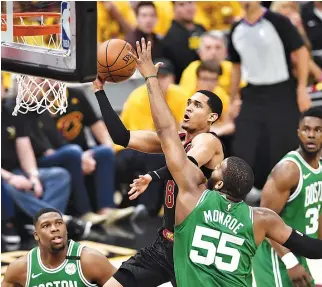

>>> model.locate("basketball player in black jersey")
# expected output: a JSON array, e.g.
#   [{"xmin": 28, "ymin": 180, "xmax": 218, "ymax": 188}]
[{"xmin": 93, "ymin": 45, "xmax": 224, "ymax": 287}]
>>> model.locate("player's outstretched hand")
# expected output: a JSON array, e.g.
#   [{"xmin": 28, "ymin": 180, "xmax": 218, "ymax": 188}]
[
  {"xmin": 128, "ymin": 174, "xmax": 152, "ymax": 200},
  {"xmin": 287, "ymin": 263, "xmax": 312, "ymax": 287},
  {"xmin": 93, "ymin": 76, "xmax": 104, "ymax": 93},
  {"xmin": 129, "ymin": 38, "xmax": 163, "ymax": 78}
]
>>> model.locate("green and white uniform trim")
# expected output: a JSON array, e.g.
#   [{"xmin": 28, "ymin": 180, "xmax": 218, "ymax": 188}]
[
  {"xmin": 253, "ymin": 150, "xmax": 322, "ymax": 287},
  {"xmin": 26, "ymin": 240, "xmax": 97, "ymax": 287}
]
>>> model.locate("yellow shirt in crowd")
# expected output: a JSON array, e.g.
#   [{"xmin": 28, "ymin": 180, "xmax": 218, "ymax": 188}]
[
  {"xmin": 195, "ymin": 2, "xmax": 243, "ymax": 31},
  {"xmin": 153, "ymin": 1, "xmax": 174, "ymax": 36},
  {"xmin": 153, "ymin": 1, "xmax": 243, "ymax": 36},
  {"xmin": 115, "ymin": 83, "xmax": 190, "ymax": 151},
  {"xmin": 97, "ymin": 1, "xmax": 136, "ymax": 43},
  {"xmin": 180, "ymin": 60, "xmax": 233, "ymax": 95},
  {"xmin": 2, "ymin": 72, "xmax": 12, "ymax": 90}
]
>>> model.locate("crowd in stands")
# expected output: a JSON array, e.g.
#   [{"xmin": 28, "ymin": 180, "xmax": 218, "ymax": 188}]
[{"xmin": 1, "ymin": 1, "xmax": 322, "ymax": 245}]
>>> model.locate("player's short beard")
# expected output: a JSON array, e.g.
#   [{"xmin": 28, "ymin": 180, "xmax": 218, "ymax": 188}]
[
  {"xmin": 299, "ymin": 141, "xmax": 321, "ymax": 157},
  {"xmin": 207, "ymin": 178, "xmax": 215, "ymax": 190},
  {"xmin": 50, "ymin": 243, "xmax": 65, "ymax": 252}
]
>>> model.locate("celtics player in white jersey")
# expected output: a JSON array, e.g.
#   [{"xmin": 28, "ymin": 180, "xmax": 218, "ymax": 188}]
[
  {"xmin": 126, "ymin": 38, "xmax": 322, "ymax": 287},
  {"xmin": 3, "ymin": 208, "xmax": 116, "ymax": 287},
  {"xmin": 253, "ymin": 107, "xmax": 322, "ymax": 287}
]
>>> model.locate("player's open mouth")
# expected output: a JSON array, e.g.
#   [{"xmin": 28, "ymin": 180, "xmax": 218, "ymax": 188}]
[
  {"xmin": 306, "ymin": 143, "xmax": 316, "ymax": 149},
  {"xmin": 52, "ymin": 236, "xmax": 63, "ymax": 244},
  {"xmin": 183, "ymin": 114, "xmax": 190, "ymax": 122}
]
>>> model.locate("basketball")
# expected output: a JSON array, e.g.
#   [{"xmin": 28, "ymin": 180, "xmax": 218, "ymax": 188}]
[{"xmin": 97, "ymin": 39, "xmax": 137, "ymax": 83}]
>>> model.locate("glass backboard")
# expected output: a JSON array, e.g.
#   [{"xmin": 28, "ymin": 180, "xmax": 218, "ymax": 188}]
[{"xmin": 1, "ymin": 1, "xmax": 97, "ymax": 82}]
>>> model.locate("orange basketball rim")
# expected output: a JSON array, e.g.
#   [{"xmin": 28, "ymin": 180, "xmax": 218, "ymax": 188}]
[{"xmin": 1, "ymin": 12, "xmax": 60, "ymax": 36}]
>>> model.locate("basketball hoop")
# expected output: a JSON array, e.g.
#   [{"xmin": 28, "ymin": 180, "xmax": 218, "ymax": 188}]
[{"xmin": 1, "ymin": 12, "xmax": 67, "ymax": 115}]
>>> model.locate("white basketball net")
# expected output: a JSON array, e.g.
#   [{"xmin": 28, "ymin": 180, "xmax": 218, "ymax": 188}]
[{"xmin": 14, "ymin": 75, "xmax": 67, "ymax": 116}]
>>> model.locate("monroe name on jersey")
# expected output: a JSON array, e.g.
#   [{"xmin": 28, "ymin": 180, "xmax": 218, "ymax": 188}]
[{"xmin": 203, "ymin": 209, "xmax": 244, "ymax": 235}]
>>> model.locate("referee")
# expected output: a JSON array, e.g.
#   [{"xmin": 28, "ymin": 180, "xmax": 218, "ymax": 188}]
[{"xmin": 228, "ymin": 2, "xmax": 311, "ymax": 184}]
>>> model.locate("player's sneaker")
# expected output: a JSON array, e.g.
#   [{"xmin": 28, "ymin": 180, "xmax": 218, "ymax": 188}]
[
  {"xmin": 80, "ymin": 212, "xmax": 107, "ymax": 225},
  {"xmin": 101, "ymin": 207, "xmax": 135, "ymax": 226},
  {"xmin": 66, "ymin": 217, "xmax": 92, "ymax": 239},
  {"xmin": 130, "ymin": 204, "xmax": 149, "ymax": 221}
]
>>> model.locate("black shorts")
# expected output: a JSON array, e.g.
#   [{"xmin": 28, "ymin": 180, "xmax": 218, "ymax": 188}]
[{"xmin": 113, "ymin": 230, "xmax": 176, "ymax": 287}]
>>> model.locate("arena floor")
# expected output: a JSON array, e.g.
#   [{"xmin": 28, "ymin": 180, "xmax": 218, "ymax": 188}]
[{"xmin": 1, "ymin": 216, "xmax": 322, "ymax": 286}]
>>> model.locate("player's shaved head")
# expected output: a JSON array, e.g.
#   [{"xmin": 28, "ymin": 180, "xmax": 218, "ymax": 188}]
[
  {"xmin": 299, "ymin": 106, "xmax": 322, "ymax": 123},
  {"xmin": 33, "ymin": 208, "xmax": 62, "ymax": 226},
  {"xmin": 298, "ymin": 107, "xmax": 322, "ymax": 156},
  {"xmin": 209, "ymin": 157, "xmax": 254, "ymax": 200}
]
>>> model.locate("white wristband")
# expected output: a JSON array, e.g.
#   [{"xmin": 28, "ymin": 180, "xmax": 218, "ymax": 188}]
[{"xmin": 281, "ymin": 252, "xmax": 299, "ymax": 270}]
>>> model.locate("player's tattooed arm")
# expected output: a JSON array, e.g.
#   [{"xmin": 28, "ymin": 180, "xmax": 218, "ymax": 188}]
[
  {"xmin": 81, "ymin": 247, "xmax": 117, "ymax": 286},
  {"xmin": 2, "ymin": 255, "xmax": 27, "ymax": 287}
]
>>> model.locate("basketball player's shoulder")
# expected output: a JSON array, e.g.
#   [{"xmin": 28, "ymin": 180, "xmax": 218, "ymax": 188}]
[
  {"xmin": 252, "ymin": 207, "xmax": 279, "ymax": 228},
  {"xmin": 192, "ymin": 132, "xmax": 222, "ymax": 148},
  {"xmin": 270, "ymin": 157, "xmax": 300, "ymax": 184},
  {"xmin": 3, "ymin": 253, "xmax": 28, "ymax": 285},
  {"xmin": 79, "ymin": 245, "xmax": 107, "ymax": 263},
  {"xmin": 79, "ymin": 246, "xmax": 116, "ymax": 280}
]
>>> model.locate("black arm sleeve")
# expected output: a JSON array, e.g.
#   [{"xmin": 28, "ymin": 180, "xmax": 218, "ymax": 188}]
[
  {"xmin": 148, "ymin": 156, "xmax": 199, "ymax": 181},
  {"xmin": 148, "ymin": 166, "xmax": 172, "ymax": 181},
  {"xmin": 282, "ymin": 229, "xmax": 322, "ymax": 259},
  {"xmin": 95, "ymin": 90, "xmax": 130, "ymax": 147}
]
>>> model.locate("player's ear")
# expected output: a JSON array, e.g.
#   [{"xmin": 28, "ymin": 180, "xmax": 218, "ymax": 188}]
[
  {"xmin": 214, "ymin": 180, "xmax": 224, "ymax": 190},
  {"xmin": 208, "ymin": 113, "xmax": 218, "ymax": 124},
  {"xmin": 34, "ymin": 232, "xmax": 39, "ymax": 241}
]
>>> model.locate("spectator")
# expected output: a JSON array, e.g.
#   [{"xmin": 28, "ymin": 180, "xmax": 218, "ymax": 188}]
[
  {"xmin": 194, "ymin": 2, "xmax": 243, "ymax": 32},
  {"xmin": 23, "ymin": 85, "xmax": 135, "ymax": 225},
  {"xmin": 301, "ymin": 1, "xmax": 322, "ymax": 69},
  {"xmin": 162, "ymin": 1, "xmax": 206, "ymax": 83},
  {"xmin": 1, "ymin": 72, "xmax": 12, "ymax": 93},
  {"xmin": 97, "ymin": 2, "xmax": 136, "ymax": 43},
  {"xmin": 228, "ymin": 1, "xmax": 310, "ymax": 188},
  {"xmin": 271, "ymin": 1, "xmax": 322, "ymax": 84},
  {"xmin": 1, "ymin": 182, "xmax": 19, "ymax": 245},
  {"xmin": 115, "ymin": 59, "xmax": 189, "ymax": 216},
  {"xmin": 152, "ymin": 1, "xmax": 174, "ymax": 36},
  {"xmin": 180, "ymin": 31, "xmax": 238, "ymax": 95},
  {"xmin": 126, "ymin": 2, "xmax": 164, "ymax": 60},
  {"xmin": 151, "ymin": 2, "xmax": 243, "ymax": 40},
  {"xmin": 1, "ymin": 97, "xmax": 73, "ymax": 239}
]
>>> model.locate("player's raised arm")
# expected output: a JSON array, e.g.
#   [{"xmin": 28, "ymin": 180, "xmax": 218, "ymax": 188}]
[
  {"xmin": 93, "ymin": 80, "xmax": 162, "ymax": 153},
  {"xmin": 130, "ymin": 38, "xmax": 205, "ymax": 192},
  {"xmin": 253, "ymin": 208, "xmax": 322, "ymax": 259}
]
